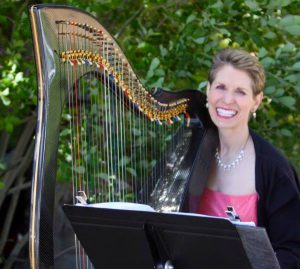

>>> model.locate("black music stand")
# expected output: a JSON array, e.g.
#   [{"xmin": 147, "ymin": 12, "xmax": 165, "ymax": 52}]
[{"xmin": 63, "ymin": 204, "xmax": 280, "ymax": 269}]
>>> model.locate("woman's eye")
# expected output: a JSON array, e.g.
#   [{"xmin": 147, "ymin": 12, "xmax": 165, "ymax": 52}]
[
  {"xmin": 236, "ymin": 90, "xmax": 246, "ymax": 95},
  {"xmin": 216, "ymin": 85, "xmax": 225, "ymax": 90}
]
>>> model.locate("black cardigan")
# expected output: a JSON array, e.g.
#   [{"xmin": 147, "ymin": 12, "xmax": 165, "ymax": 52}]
[
  {"xmin": 185, "ymin": 129, "xmax": 300, "ymax": 268},
  {"xmin": 252, "ymin": 130, "xmax": 300, "ymax": 269}
]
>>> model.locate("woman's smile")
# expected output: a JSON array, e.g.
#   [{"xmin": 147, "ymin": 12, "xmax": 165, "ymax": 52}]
[{"xmin": 216, "ymin": 107, "xmax": 238, "ymax": 119}]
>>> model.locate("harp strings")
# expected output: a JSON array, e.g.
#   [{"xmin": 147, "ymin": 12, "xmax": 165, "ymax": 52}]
[
  {"xmin": 58, "ymin": 20, "xmax": 89, "ymax": 269},
  {"xmin": 57, "ymin": 19, "xmax": 188, "ymax": 268}
]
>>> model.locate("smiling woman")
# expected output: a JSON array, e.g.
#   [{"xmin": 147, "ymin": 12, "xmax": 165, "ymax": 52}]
[
  {"xmin": 195, "ymin": 48, "xmax": 300, "ymax": 269},
  {"xmin": 207, "ymin": 65, "xmax": 263, "ymax": 133}
]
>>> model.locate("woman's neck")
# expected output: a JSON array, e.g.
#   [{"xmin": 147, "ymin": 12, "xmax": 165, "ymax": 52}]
[{"xmin": 218, "ymin": 127, "xmax": 250, "ymax": 158}]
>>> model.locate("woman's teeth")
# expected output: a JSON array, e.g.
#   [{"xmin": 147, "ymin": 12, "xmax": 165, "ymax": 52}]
[{"xmin": 216, "ymin": 108, "xmax": 237, "ymax": 117}]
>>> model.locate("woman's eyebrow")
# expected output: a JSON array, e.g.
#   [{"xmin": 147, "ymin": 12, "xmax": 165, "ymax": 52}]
[
  {"xmin": 214, "ymin": 81, "xmax": 226, "ymax": 86},
  {"xmin": 236, "ymin": 86, "xmax": 250, "ymax": 92},
  {"xmin": 215, "ymin": 82, "xmax": 249, "ymax": 91}
]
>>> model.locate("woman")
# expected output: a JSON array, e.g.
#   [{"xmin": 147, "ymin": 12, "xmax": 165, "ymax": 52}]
[{"xmin": 197, "ymin": 48, "xmax": 300, "ymax": 269}]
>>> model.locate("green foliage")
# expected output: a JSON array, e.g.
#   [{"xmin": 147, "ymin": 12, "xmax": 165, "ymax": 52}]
[
  {"xmin": 0, "ymin": 0, "xmax": 37, "ymax": 133},
  {"xmin": 0, "ymin": 0, "xmax": 299, "ymax": 170}
]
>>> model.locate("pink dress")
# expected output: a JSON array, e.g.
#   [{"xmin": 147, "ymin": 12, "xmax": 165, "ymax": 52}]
[{"xmin": 197, "ymin": 187, "xmax": 258, "ymax": 224}]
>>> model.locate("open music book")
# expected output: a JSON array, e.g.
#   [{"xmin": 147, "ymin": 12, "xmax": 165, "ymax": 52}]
[
  {"xmin": 75, "ymin": 201, "xmax": 256, "ymax": 227},
  {"xmin": 76, "ymin": 202, "xmax": 156, "ymax": 212}
]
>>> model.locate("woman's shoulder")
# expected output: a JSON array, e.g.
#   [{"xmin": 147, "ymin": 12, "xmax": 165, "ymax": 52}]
[
  {"xmin": 251, "ymin": 131, "xmax": 300, "ymax": 208},
  {"xmin": 250, "ymin": 129, "xmax": 290, "ymax": 167},
  {"xmin": 250, "ymin": 129, "xmax": 299, "ymax": 185}
]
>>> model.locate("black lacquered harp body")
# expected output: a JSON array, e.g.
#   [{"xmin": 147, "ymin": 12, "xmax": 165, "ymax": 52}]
[{"xmin": 29, "ymin": 4, "xmax": 218, "ymax": 268}]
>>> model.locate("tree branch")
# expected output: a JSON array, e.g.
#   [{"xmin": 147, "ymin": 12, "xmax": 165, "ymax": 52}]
[
  {"xmin": 3, "ymin": 232, "xmax": 28, "ymax": 269},
  {"xmin": 7, "ymin": 182, "xmax": 31, "ymax": 195},
  {"xmin": 0, "ymin": 140, "xmax": 34, "ymax": 254},
  {"xmin": 0, "ymin": 131, "xmax": 10, "ymax": 159},
  {"xmin": 114, "ymin": 5, "xmax": 144, "ymax": 39},
  {"xmin": 0, "ymin": 116, "xmax": 35, "ymax": 208}
]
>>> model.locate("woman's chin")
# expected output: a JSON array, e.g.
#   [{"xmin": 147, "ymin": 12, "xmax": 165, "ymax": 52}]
[{"xmin": 212, "ymin": 117, "xmax": 240, "ymax": 130}]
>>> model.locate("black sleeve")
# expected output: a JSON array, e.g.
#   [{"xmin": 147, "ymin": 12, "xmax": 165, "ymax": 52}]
[{"xmin": 266, "ymin": 164, "xmax": 300, "ymax": 269}]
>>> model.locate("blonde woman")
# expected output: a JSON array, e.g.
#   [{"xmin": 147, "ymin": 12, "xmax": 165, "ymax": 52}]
[{"xmin": 196, "ymin": 48, "xmax": 300, "ymax": 269}]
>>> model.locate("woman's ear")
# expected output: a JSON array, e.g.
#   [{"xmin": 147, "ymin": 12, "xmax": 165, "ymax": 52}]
[{"xmin": 253, "ymin": 92, "xmax": 263, "ymax": 111}]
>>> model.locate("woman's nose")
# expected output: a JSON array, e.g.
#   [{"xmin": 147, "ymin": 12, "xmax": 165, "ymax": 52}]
[{"xmin": 223, "ymin": 91, "xmax": 234, "ymax": 104}]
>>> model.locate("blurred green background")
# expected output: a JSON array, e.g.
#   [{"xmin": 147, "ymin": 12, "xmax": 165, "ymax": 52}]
[{"xmin": 0, "ymin": 0, "xmax": 299, "ymax": 267}]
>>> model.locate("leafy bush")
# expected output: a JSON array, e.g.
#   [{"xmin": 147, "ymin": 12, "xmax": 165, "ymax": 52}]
[{"xmin": 1, "ymin": 0, "xmax": 299, "ymax": 172}]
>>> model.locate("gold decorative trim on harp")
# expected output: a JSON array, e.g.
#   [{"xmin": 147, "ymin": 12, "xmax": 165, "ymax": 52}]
[
  {"xmin": 29, "ymin": 4, "xmax": 216, "ymax": 269},
  {"xmin": 57, "ymin": 21, "xmax": 189, "ymax": 124},
  {"xmin": 59, "ymin": 47, "xmax": 189, "ymax": 124}
]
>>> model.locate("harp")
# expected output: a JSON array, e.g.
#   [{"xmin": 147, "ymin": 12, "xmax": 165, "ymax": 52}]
[{"xmin": 29, "ymin": 4, "xmax": 218, "ymax": 269}]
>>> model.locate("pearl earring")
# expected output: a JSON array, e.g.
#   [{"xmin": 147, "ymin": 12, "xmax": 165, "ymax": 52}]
[
  {"xmin": 252, "ymin": 111, "xmax": 256, "ymax": 119},
  {"xmin": 205, "ymin": 99, "xmax": 209, "ymax": 108}
]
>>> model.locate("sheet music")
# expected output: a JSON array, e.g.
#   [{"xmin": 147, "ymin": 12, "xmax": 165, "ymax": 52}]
[
  {"xmin": 76, "ymin": 202, "xmax": 255, "ymax": 227},
  {"xmin": 76, "ymin": 202, "xmax": 156, "ymax": 212}
]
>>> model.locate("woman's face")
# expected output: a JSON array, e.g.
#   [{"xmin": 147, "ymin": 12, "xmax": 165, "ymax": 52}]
[{"xmin": 207, "ymin": 64, "xmax": 263, "ymax": 132}]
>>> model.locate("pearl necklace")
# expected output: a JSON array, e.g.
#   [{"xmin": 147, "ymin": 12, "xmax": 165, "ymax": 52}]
[
  {"xmin": 215, "ymin": 136, "xmax": 249, "ymax": 172},
  {"xmin": 215, "ymin": 148, "xmax": 244, "ymax": 171}
]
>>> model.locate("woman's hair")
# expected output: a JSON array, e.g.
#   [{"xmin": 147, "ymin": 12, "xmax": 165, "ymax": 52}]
[{"xmin": 208, "ymin": 48, "xmax": 265, "ymax": 95}]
